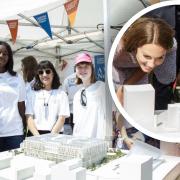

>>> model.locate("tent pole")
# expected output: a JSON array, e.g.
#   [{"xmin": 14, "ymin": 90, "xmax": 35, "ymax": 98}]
[
  {"xmin": 103, "ymin": 0, "xmax": 113, "ymax": 147},
  {"xmin": 71, "ymin": 28, "xmax": 104, "ymax": 49}
]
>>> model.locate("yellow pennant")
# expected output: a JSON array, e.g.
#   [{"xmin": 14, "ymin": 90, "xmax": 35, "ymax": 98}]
[{"xmin": 64, "ymin": 0, "xmax": 79, "ymax": 27}]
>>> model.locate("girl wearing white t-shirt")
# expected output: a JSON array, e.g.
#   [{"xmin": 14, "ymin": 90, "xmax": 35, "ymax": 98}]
[
  {"xmin": 0, "ymin": 41, "xmax": 26, "ymax": 152},
  {"xmin": 26, "ymin": 60, "xmax": 70, "ymax": 136},
  {"xmin": 73, "ymin": 53, "xmax": 106, "ymax": 139}
]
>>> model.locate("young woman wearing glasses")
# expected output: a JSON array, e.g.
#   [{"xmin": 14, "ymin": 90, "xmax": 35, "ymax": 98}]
[
  {"xmin": 25, "ymin": 60, "xmax": 70, "ymax": 136},
  {"xmin": 73, "ymin": 53, "xmax": 106, "ymax": 139}
]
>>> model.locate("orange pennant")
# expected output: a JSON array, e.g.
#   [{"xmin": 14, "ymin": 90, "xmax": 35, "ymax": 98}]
[
  {"xmin": 64, "ymin": 0, "xmax": 79, "ymax": 27},
  {"xmin": 7, "ymin": 20, "xmax": 18, "ymax": 44}
]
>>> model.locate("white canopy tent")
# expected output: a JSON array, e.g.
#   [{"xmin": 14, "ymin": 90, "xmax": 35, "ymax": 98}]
[
  {"xmin": 0, "ymin": 0, "xmax": 145, "ymax": 63},
  {"xmin": 0, "ymin": 0, "xmax": 145, "ymax": 146}
]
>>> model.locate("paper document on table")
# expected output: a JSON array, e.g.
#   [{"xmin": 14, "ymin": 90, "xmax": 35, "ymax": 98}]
[{"xmin": 129, "ymin": 140, "xmax": 165, "ymax": 169}]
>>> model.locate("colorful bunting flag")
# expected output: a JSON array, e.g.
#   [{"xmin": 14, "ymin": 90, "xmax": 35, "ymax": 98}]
[
  {"xmin": 64, "ymin": 0, "xmax": 79, "ymax": 27},
  {"xmin": 34, "ymin": 12, "xmax": 52, "ymax": 39},
  {"xmin": 6, "ymin": 20, "xmax": 18, "ymax": 44}
]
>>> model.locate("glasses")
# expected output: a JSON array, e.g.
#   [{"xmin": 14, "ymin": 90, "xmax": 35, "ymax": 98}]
[
  {"xmin": 38, "ymin": 69, "xmax": 52, "ymax": 75},
  {"xmin": 80, "ymin": 89, "xmax": 87, "ymax": 106}
]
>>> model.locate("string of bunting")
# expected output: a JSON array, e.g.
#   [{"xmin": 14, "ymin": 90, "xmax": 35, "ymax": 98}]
[{"xmin": 6, "ymin": 0, "xmax": 79, "ymax": 44}]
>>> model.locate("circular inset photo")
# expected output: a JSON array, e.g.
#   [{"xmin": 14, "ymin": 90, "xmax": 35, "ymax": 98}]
[{"xmin": 108, "ymin": 1, "xmax": 180, "ymax": 143}]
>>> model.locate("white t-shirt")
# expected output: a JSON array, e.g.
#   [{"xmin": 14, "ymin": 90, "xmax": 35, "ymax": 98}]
[
  {"xmin": 25, "ymin": 79, "xmax": 35, "ymax": 94},
  {"xmin": 62, "ymin": 73, "xmax": 82, "ymax": 113},
  {"xmin": 0, "ymin": 72, "xmax": 26, "ymax": 137},
  {"xmin": 26, "ymin": 88, "xmax": 70, "ymax": 132},
  {"xmin": 73, "ymin": 81, "xmax": 106, "ymax": 139},
  {"xmin": 25, "ymin": 79, "xmax": 35, "ymax": 104}
]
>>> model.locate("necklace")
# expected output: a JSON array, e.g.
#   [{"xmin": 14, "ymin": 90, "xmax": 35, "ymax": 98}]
[{"xmin": 43, "ymin": 90, "xmax": 53, "ymax": 106}]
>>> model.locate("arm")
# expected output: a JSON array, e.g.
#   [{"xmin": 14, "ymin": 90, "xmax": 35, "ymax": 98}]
[
  {"xmin": 116, "ymin": 113, "xmax": 134, "ymax": 149},
  {"xmin": 17, "ymin": 74, "xmax": 26, "ymax": 132},
  {"xmin": 26, "ymin": 115, "xmax": 39, "ymax": 135},
  {"xmin": 116, "ymin": 68, "xmax": 146, "ymax": 105},
  {"xmin": 123, "ymin": 68, "xmax": 146, "ymax": 85},
  {"xmin": 51, "ymin": 116, "xmax": 65, "ymax": 134},
  {"xmin": 116, "ymin": 86, "xmax": 124, "ymax": 105},
  {"xmin": 121, "ymin": 126, "xmax": 134, "ymax": 149},
  {"xmin": 149, "ymin": 0, "xmax": 160, "ymax": 5},
  {"xmin": 18, "ymin": 101, "xmax": 26, "ymax": 131}
]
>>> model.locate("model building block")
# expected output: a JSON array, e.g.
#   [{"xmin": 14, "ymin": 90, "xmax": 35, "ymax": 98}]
[
  {"xmin": 51, "ymin": 158, "xmax": 86, "ymax": 180},
  {"xmin": 33, "ymin": 169, "xmax": 51, "ymax": 180},
  {"xmin": 166, "ymin": 104, "xmax": 180, "ymax": 130},
  {"xmin": 11, "ymin": 164, "xmax": 35, "ymax": 180},
  {"xmin": 123, "ymin": 84, "xmax": 155, "ymax": 128},
  {"xmin": 117, "ymin": 155, "xmax": 153, "ymax": 180},
  {"xmin": 156, "ymin": 103, "xmax": 180, "ymax": 131},
  {"xmin": 0, "ymin": 152, "xmax": 12, "ymax": 170},
  {"xmin": 87, "ymin": 154, "xmax": 152, "ymax": 180}
]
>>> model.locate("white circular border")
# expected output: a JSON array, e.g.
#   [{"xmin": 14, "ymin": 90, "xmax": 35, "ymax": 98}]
[{"xmin": 108, "ymin": 0, "xmax": 180, "ymax": 143}]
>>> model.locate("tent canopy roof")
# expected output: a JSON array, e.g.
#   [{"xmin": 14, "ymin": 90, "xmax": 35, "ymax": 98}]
[{"xmin": 0, "ymin": 0, "xmax": 144, "ymax": 58}]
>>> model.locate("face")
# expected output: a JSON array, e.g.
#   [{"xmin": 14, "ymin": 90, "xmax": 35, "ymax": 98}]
[
  {"xmin": 76, "ymin": 63, "xmax": 92, "ymax": 82},
  {"xmin": 0, "ymin": 45, "xmax": 9, "ymax": 71},
  {"xmin": 136, "ymin": 44, "xmax": 166, "ymax": 73},
  {"xmin": 38, "ymin": 68, "xmax": 54, "ymax": 88}
]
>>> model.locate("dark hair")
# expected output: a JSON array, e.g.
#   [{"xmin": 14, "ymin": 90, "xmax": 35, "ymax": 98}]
[
  {"xmin": 122, "ymin": 17, "xmax": 174, "ymax": 52},
  {"xmin": 75, "ymin": 62, "xmax": 96, "ymax": 84},
  {"xmin": 33, "ymin": 60, "xmax": 60, "ymax": 91},
  {"xmin": 0, "ymin": 41, "xmax": 16, "ymax": 76},
  {"xmin": 21, "ymin": 56, "xmax": 38, "ymax": 82}
]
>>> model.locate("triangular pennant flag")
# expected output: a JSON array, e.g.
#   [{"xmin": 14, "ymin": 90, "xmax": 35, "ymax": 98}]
[
  {"xmin": 6, "ymin": 20, "xmax": 18, "ymax": 44},
  {"xmin": 34, "ymin": 12, "xmax": 52, "ymax": 39},
  {"xmin": 64, "ymin": 0, "xmax": 79, "ymax": 27}
]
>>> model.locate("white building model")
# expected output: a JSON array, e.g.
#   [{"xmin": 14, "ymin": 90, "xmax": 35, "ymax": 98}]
[
  {"xmin": 0, "ymin": 134, "xmax": 179, "ymax": 180},
  {"xmin": 123, "ymin": 84, "xmax": 180, "ymax": 132},
  {"xmin": 21, "ymin": 134, "xmax": 108, "ymax": 168},
  {"xmin": 123, "ymin": 84, "xmax": 155, "ymax": 129},
  {"xmin": 157, "ymin": 103, "xmax": 180, "ymax": 131}
]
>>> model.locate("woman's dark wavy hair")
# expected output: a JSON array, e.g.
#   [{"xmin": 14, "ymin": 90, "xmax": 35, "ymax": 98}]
[
  {"xmin": 33, "ymin": 60, "xmax": 60, "ymax": 91},
  {"xmin": 21, "ymin": 56, "xmax": 38, "ymax": 83},
  {"xmin": 0, "ymin": 41, "xmax": 16, "ymax": 76}
]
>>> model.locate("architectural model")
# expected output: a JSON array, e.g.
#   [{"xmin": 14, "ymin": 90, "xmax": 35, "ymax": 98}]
[
  {"xmin": 0, "ymin": 137, "xmax": 179, "ymax": 180},
  {"xmin": 123, "ymin": 84, "xmax": 155, "ymax": 128},
  {"xmin": 123, "ymin": 84, "xmax": 180, "ymax": 133},
  {"xmin": 156, "ymin": 103, "xmax": 180, "ymax": 131},
  {"xmin": 87, "ymin": 154, "xmax": 153, "ymax": 180},
  {"xmin": 0, "ymin": 151, "xmax": 153, "ymax": 180},
  {"xmin": 21, "ymin": 134, "xmax": 108, "ymax": 168},
  {"xmin": 0, "ymin": 151, "xmax": 85, "ymax": 180}
]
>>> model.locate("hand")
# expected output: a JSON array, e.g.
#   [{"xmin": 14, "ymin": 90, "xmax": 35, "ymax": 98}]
[
  {"xmin": 116, "ymin": 86, "xmax": 124, "ymax": 106},
  {"xmin": 149, "ymin": 0, "xmax": 160, "ymax": 5},
  {"xmin": 124, "ymin": 137, "xmax": 134, "ymax": 149},
  {"xmin": 51, "ymin": 130, "xmax": 59, "ymax": 134}
]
